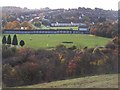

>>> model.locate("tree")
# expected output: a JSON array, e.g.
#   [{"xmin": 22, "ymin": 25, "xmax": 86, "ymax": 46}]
[
  {"xmin": 70, "ymin": 16, "xmax": 76, "ymax": 22},
  {"xmin": 7, "ymin": 35, "xmax": 11, "ymax": 44},
  {"xmin": 2, "ymin": 36, "xmax": 6, "ymax": 44},
  {"xmin": 98, "ymin": 17, "xmax": 106, "ymax": 23},
  {"xmin": 12, "ymin": 21, "xmax": 21, "ymax": 29},
  {"xmin": 2, "ymin": 18, "xmax": 7, "ymax": 28},
  {"xmin": 20, "ymin": 40, "xmax": 25, "ymax": 47},
  {"xmin": 90, "ymin": 28, "xmax": 97, "ymax": 34},
  {"xmin": 33, "ymin": 21, "xmax": 41, "ymax": 28},
  {"xmin": 4, "ymin": 21, "xmax": 21, "ymax": 29},
  {"xmin": 83, "ymin": 16, "xmax": 90, "ymax": 22},
  {"xmin": 12, "ymin": 34, "xmax": 18, "ymax": 46},
  {"xmin": 21, "ymin": 21, "xmax": 34, "ymax": 30},
  {"xmin": 42, "ymin": 19, "xmax": 51, "ymax": 26},
  {"xmin": 4, "ymin": 22, "xmax": 14, "ymax": 29}
]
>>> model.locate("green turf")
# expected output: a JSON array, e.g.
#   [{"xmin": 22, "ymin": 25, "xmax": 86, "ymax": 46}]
[
  {"xmin": 18, "ymin": 74, "xmax": 118, "ymax": 88},
  {"xmin": 39, "ymin": 26, "xmax": 78, "ymax": 30},
  {"xmin": 3, "ymin": 34, "xmax": 111, "ymax": 49},
  {"xmin": 34, "ymin": 24, "xmax": 78, "ymax": 30}
]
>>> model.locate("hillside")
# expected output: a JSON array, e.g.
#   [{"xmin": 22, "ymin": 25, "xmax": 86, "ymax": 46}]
[
  {"xmin": 2, "ymin": 6, "xmax": 117, "ymax": 23},
  {"xmin": 19, "ymin": 74, "xmax": 118, "ymax": 88}
]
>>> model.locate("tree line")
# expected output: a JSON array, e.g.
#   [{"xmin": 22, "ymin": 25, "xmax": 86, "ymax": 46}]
[{"xmin": 90, "ymin": 22, "xmax": 118, "ymax": 38}]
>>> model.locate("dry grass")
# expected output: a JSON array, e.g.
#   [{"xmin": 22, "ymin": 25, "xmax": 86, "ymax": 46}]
[{"xmin": 18, "ymin": 74, "xmax": 118, "ymax": 88}]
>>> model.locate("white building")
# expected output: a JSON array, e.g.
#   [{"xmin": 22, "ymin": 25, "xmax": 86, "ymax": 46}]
[
  {"xmin": 51, "ymin": 23, "xmax": 79, "ymax": 27},
  {"xmin": 78, "ymin": 23, "xmax": 89, "ymax": 32}
]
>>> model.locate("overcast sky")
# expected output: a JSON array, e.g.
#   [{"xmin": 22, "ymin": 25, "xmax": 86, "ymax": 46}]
[{"xmin": 0, "ymin": 0, "xmax": 119, "ymax": 10}]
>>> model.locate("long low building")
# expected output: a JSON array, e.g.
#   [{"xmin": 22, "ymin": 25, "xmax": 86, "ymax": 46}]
[
  {"xmin": 2, "ymin": 29, "xmax": 90, "ymax": 34},
  {"xmin": 51, "ymin": 23, "xmax": 79, "ymax": 27}
]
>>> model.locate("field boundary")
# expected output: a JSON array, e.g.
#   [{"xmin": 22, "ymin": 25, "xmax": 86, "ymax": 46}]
[{"xmin": 2, "ymin": 30, "xmax": 90, "ymax": 34}]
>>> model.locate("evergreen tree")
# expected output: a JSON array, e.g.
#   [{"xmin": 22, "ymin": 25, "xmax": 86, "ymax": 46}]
[
  {"xmin": 12, "ymin": 34, "xmax": 18, "ymax": 46},
  {"xmin": 7, "ymin": 34, "xmax": 11, "ymax": 44},
  {"xmin": 2, "ymin": 36, "xmax": 6, "ymax": 44}
]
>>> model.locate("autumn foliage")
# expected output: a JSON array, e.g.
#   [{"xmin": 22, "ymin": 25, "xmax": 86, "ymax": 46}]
[
  {"xmin": 2, "ymin": 38, "xmax": 119, "ymax": 87},
  {"xmin": 90, "ymin": 22, "xmax": 118, "ymax": 38},
  {"xmin": 4, "ymin": 21, "xmax": 21, "ymax": 29},
  {"xmin": 4, "ymin": 21, "xmax": 34, "ymax": 30}
]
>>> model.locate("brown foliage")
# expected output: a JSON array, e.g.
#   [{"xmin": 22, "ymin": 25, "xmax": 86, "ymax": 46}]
[
  {"xmin": 91, "ymin": 22, "xmax": 118, "ymax": 38},
  {"xmin": 4, "ymin": 21, "xmax": 21, "ymax": 29},
  {"xmin": 2, "ymin": 44, "xmax": 118, "ymax": 87},
  {"xmin": 4, "ymin": 21, "xmax": 35, "ymax": 30},
  {"xmin": 21, "ymin": 21, "xmax": 34, "ymax": 30}
]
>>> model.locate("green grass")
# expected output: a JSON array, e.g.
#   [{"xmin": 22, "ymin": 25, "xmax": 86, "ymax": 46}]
[
  {"xmin": 4, "ymin": 34, "xmax": 111, "ymax": 49},
  {"xmin": 18, "ymin": 74, "xmax": 118, "ymax": 88},
  {"xmin": 36, "ymin": 25, "xmax": 78, "ymax": 30}
]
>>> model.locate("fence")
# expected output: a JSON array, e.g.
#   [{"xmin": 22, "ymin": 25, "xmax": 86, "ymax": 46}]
[{"xmin": 2, "ymin": 29, "xmax": 90, "ymax": 34}]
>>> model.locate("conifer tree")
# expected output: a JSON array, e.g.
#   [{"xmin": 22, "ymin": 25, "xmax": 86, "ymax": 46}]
[
  {"xmin": 2, "ymin": 36, "xmax": 6, "ymax": 44},
  {"xmin": 12, "ymin": 34, "xmax": 18, "ymax": 46}
]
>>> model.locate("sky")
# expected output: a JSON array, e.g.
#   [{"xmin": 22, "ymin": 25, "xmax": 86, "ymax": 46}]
[{"xmin": 0, "ymin": 0, "xmax": 119, "ymax": 10}]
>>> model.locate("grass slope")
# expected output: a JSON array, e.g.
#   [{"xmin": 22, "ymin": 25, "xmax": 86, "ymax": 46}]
[
  {"xmin": 4, "ymin": 34, "xmax": 111, "ymax": 49},
  {"xmin": 19, "ymin": 74, "xmax": 118, "ymax": 88}
]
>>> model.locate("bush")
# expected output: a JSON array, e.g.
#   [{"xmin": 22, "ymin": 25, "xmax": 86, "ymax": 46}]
[
  {"xmin": 105, "ymin": 42, "xmax": 116, "ymax": 50},
  {"xmin": 19, "ymin": 40, "xmax": 25, "ymax": 47},
  {"xmin": 33, "ymin": 22, "xmax": 41, "ymax": 27},
  {"xmin": 2, "ymin": 45, "xmax": 17, "ymax": 59},
  {"xmin": 3, "ymin": 64, "xmax": 21, "ymax": 87},
  {"xmin": 2, "ymin": 45, "xmax": 118, "ymax": 87},
  {"xmin": 16, "ymin": 62, "xmax": 42, "ymax": 85},
  {"xmin": 68, "ymin": 45, "xmax": 77, "ymax": 50},
  {"xmin": 91, "ymin": 22, "xmax": 118, "ymax": 38}
]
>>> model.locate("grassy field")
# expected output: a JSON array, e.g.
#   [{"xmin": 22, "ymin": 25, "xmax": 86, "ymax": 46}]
[
  {"xmin": 18, "ymin": 74, "xmax": 118, "ymax": 88},
  {"xmin": 35, "ymin": 25, "xmax": 78, "ymax": 30},
  {"xmin": 4, "ymin": 34, "xmax": 111, "ymax": 49}
]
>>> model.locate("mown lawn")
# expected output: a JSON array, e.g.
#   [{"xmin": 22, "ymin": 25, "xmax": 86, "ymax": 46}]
[
  {"xmin": 34, "ymin": 25, "xmax": 78, "ymax": 30},
  {"xmin": 40, "ymin": 26, "xmax": 78, "ymax": 30},
  {"xmin": 3, "ymin": 34, "xmax": 111, "ymax": 49},
  {"xmin": 18, "ymin": 74, "xmax": 118, "ymax": 88}
]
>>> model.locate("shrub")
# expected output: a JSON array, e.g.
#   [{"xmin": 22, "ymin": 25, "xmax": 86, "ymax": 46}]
[
  {"xmin": 68, "ymin": 45, "xmax": 77, "ymax": 50},
  {"xmin": 56, "ymin": 44, "xmax": 67, "ymax": 51},
  {"xmin": 105, "ymin": 42, "xmax": 116, "ymax": 50},
  {"xmin": 18, "ymin": 48, "xmax": 34, "ymax": 56},
  {"xmin": 19, "ymin": 40, "xmax": 25, "ymax": 47},
  {"xmin": 3, "ymin": 64, "xmax": 21, "ymax": 87},
  {"xmin": 67, "ymin": 60, "xmax": 77, "ymax": 76},
  {"xmin": 2, "ymin": 44, "xmax": 118, "ymax": 87},
  {"xmin": 33, "ymin": 21, "xmax": 41, "ymax": 27},
  {"xmin": 2, "ymin": 45, "xmax": 17, "ymax": 59},
  {"xmin": 112, "ymin": 36, "xmax": 120, "ymax": 45},
  {"xmin": 91, "ymin": 22, "xmax": 118, "ymax": 38},
  {"xmin": 16, "ymin": 62, "xmax": 42, "ymax": 85}
]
